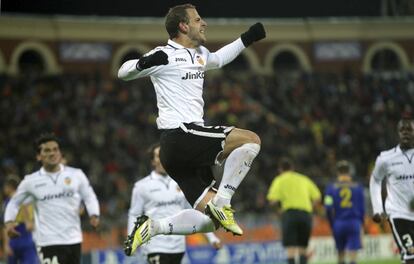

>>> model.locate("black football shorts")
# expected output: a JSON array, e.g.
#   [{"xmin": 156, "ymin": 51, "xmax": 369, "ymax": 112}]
[
  {"xmin": 389, "ymin": 217, "xmax": 414, "ymax": 262},
  {"xmin": 38, "ymin": 243, "xmax": 81, "ymax": 264},
  {"xmin": 160, "ymin": 123, "xmax": 233, "ymax": 207},
  {"xmin": 281, "ymin": 209, "xmax": 312, "ymax": 247}
]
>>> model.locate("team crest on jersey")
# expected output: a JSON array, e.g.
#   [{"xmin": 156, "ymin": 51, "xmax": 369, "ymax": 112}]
[
  {"xmin": 64, "ymin": 177, "xmax": 71, "ymax": 185},
  {"xmin": 196, "ymin": 55, "xmax": 204, "ymax": 65}
]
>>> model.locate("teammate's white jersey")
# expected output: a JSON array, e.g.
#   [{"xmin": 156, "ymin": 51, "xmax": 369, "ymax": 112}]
[
  {"xmin": 128, "ymin": 171, "xmax": 219, "ymax": 255},
  {"xmin": 128, "ymin": 171, "xmax": 190, "ymax": 254},
  {"xmin": 118, "ymin": 38, "xmax": 246, "ymax": 129},
  {"xmin": 370, "ymin": 145, "xmax": 414, "ymax": 220},
  {"xmin": 4, "ymin": 164, "xmax": 100, "ymax": 246}
]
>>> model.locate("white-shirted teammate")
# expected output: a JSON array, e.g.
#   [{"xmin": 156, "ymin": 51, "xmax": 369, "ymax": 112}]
[
  {"xmin": 4, "ymin": 133, "xmax": 100, "ymax": 264},
  {"xmin": 119, "ymin": 3, "xmax": 265, "ymax": 255},
  {"xmin": 127, "ymin": 143, "xmax": 221, "ymax": 263},
  {"xmin": 370, "ymin": 115, "xmax": 414, "ymax": 264}
]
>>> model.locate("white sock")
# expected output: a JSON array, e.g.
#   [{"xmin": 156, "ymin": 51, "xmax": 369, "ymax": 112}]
[
  {"xmin": 213, "ymin": 143, "xmax": 260, "ymax": 207},
  {"xmin": 153, "ymin": 209, "xmax": 216, "ymax": 235}
]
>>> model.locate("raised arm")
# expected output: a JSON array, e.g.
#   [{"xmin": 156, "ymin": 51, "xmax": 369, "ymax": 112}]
[
  {"xmin": 118, "ymin": 50, "xmax": 168, "ymax": 81},
  {"xmin": 206, "ymin": 22, "xmax": 266, "ymax": 70}
]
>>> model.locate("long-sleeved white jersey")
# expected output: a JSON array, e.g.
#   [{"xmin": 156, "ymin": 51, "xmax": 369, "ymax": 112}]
[
  {"xmin": 128, "ymin": 171, "xmax": 219, "ymax": 255},
  {"xmin": 4, "ymin": 164, "xmax": 100, "ymax": 246},
  {"xmin": 118, "ymin": 38, "xmax": 246, "ymax": 129},
  {"xmin": 369, "ymin": 145, "xmax": 414, "ymax": 220}
]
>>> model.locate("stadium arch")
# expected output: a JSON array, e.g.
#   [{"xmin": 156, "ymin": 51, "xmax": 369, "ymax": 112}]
[
  {"xmin": 362, "ymin": 41, "xmax": 410, "ymax": 73},
  {"xmin": 111, "ymin": 43, "xmax": 152, "ymax": 77},
  {"xmin": 8, "ymin": 41, "xmax": 61, "ymax": 76},
  {"xmin": 239, "ymin": 48, "xmax": 261, "ymax": 73},
  {"xmin": 216, "ymin": 48, "xmax": 261, "ymax": 75},
  {"xmin": 264, "ymin": 43, "xmax": 311, "ymax": 75}
]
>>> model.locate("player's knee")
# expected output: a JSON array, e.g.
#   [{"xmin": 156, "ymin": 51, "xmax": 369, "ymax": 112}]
[
  {"xmin": 234, "ymin": 131, "xmax": 261, "ymax": 157},
  {"xmin": 244, "ymin": 130, "xmax": 261, "ymax": 145}
]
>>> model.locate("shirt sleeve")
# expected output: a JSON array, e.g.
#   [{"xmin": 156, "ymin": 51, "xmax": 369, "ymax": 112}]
[
  {"xmin": 78, "ymin": 170, "xmax": 100, "ymax": 217},
  {"xmin": 324, "ymin": 185, "xmax": 335, "ymax": 225},
  {"xmin": 117, "ymin": 48, "xmax": 167, "ymax": 81},
  {"xmin": 128, "ymin": 183, "xmax": 145, "ymax": 233},
  {"xmin": 308, "ymin": 178, "xmax": 322, "ymax": 202},
  {"xmin": 266, "ymin": 177, "xmax": 281, "ymax": 202},
  {"xmin": 369, "ymin": 155, "xmax": 386, "ymax": 215},
  {"xmin": 4, "ymin": 177, "xmax": 32, "ymax": 223},
  {"xmin": 205, "ymin": 38, "xmax": 245, "ymax": 70}
]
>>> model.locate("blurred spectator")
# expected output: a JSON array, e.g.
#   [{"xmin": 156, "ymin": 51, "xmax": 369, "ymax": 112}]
[{"xmin": 1, "ymin": 70, "xmax": 413, "ymax": 227}]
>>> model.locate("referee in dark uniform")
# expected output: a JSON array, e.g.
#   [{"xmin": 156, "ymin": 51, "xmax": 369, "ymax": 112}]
[{"xmin": 267, "ymin": 157, "xmax": 321, "ymax": 264}]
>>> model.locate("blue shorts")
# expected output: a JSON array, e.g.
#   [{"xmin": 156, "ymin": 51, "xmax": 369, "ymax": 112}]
[
  {"xmin": 9, "ymin": 236, "xmax": 39, "ymax": 264},
  {"xmin": 332, "ymin": 219, "xmax": 362, "ymax": 251}
]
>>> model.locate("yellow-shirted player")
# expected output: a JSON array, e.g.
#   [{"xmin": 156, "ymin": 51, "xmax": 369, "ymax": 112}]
[{"xmin": 267, "ymin": 157, "xmax": 321, "ymax": 264}]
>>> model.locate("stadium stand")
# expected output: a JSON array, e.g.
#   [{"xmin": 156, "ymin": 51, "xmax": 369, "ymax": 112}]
[{"xmin": 1, "ymin": 15, "xmax": 413, "ymax": 262}]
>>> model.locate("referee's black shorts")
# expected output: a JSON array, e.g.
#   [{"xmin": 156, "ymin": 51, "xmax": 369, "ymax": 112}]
[
  {"xmin": 160, "ymin": 123, "xmax": 233, "ymax": 207},
  {"xmin": 281, "ymin": 209, "xmax": 312, "ymax": 247}
]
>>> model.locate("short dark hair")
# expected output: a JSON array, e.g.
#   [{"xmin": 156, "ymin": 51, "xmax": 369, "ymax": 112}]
[
  {"xmin": 35, "ymin": 133, "xmax": 60, "ymax": 154},
  {"xmin": 147, "ymin": 142, "xmax": 161, "ymax": 163},
  {"xmin": 278, "ymin": 157, "xmax": 293, "ymax": 171},
  {"xmin": 397, "ymin": 113, "xmax": 414, "ymax": 128},
  {"xmin": 5, "ymin": 175, "xmax": 20, "ymax": 190},
  {"xmin": 336, "ymin": 160, "xmax": 350, "ymax": 174},
  {"xmin": 165, "ymin": 3, "xmax": 195, "ymax": 39}
]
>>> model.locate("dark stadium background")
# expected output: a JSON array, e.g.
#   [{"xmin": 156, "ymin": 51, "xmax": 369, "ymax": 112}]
[
  {"xmin": 0, "ymin": 0, "xmax": 388, "ymax": 17},
  {"xmin": 1, "ymin": 0, "xmax": 414, "ymax": 263}
]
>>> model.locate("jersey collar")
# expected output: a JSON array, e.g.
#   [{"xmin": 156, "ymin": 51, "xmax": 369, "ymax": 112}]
[
  {"xmin": 397, "ymin": 144, "xmax": 414, "ymax": 152},
  {"xmin": 150, "ymin": 170, "xmax": 170, "ymax": 181},
  {"xmin": 167, "ymin": 39, "xmax": 195, "ymax": 51},
  {"xmin": 40, "ymin": 164, "xmax": 64, "ymax": 175}
]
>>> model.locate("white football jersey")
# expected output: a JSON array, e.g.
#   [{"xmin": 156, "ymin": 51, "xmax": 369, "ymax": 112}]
[
  {"xmin": 370, "ymin": 145, "xmax": 414, "ymax": 220},
  {"xmin": 128, "ymin": 171, "xmax": 190, "ymax": 254},
  {"xmin": 4, "ymin": 164, "xmax": 100, "ymax": 246},
  {"xmin": 118, "ymin": 38, "xmax": 246, "ymax": 129}
]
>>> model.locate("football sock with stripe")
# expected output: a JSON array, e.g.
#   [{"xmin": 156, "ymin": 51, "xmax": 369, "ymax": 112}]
[
  {"xmin": 156, "ymin": 209, "xmax": 216, "ymax": 235},
  {"xmin": 213, "ymin": 143, "xmax": 260, "ymax": 207}
]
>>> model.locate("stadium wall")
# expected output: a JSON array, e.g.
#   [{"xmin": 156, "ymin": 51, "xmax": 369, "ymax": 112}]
[{"xmin": 0, "ymin": 16, "xmax": 414, "ymax": 76}]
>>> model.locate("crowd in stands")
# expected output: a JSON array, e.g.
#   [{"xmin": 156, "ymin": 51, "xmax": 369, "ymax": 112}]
[{"xmin": 1, "ymin": 70, "xmax": 413, "ymax": 231}]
